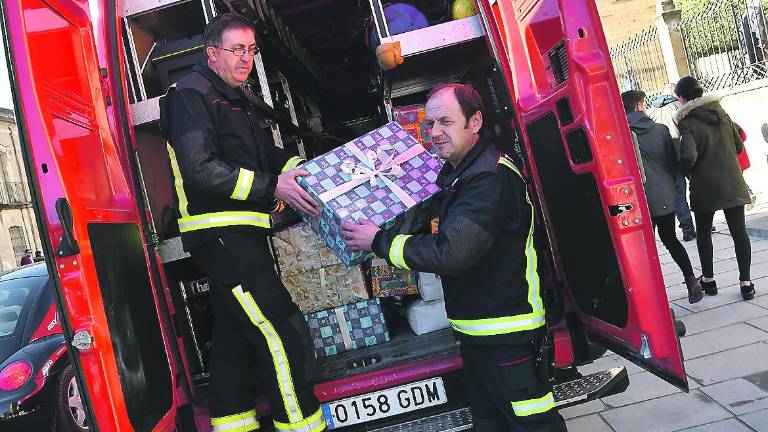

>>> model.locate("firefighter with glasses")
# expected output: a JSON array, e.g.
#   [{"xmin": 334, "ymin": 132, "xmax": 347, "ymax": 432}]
[
  {"xmin": 160, "ymin": 13, "xmax": 324, "ymax": 432},
  {"xmin": 342, "ymin": 83, "xmax": 567, "ymax": 432}
]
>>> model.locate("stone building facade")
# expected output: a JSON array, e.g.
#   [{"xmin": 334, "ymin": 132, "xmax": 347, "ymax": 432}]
[
  {"xmin": 596, "ymin": 0, "xmax": 657, "ymax": 46},
  {"xmin": 0, "ymin": 108, "xmax": 42, "ymax": 270}
]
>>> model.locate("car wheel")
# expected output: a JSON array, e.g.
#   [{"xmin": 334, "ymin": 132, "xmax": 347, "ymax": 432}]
[{"xmin": 56, "ymin": 364, "xmax": 88, "ymax": 432}]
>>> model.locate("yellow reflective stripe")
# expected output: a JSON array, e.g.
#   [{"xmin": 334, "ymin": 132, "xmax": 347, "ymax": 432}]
[
  {"xmin": 281, "ymin": 156, "xmax": 304, "ymax": 174},
  {"xmin": 511, "ymin": 392, "xmax": 555, "ymax": 417},
  {"xmin": 167, "ymin": 143, "xmax": 190, "ymax": 218},
  {"xmin": 497, "ymin": 155, "xmax": 545, "ymax": 327},
  {"xmin": 449, "ymin": 311, "xmax": 545, "ymax": 336},
  {"xmin": 231, "ymin": 168, "xmax": 255, "ymax": 201},
  {"xmin": 497, "ymin": 156, "xmax": 521, "ymax": 177},
  {"xmin": 274, "ymin": 408, "xmax": 326, "ymax": 432},
  {"xmin": 388, "ymin": 234, "xmax": 412, "ymax": 270},
  {"xmin": 232, "ymin": 287, "xmax": 303, "ymax": 423},
  {"xmin": 178, "ymin": 211, "xmax": 271, "ymax": 232},
  {"xmin": 211, "ymin": 409, "xmax": 260, "ymax": 432}
]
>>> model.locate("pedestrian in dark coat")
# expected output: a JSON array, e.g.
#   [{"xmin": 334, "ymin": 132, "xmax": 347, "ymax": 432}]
[
  {"xmin": 622, "ymin": 90, "xmax": 702, "ymax": 304},
  {"xmin": 674, "ymin": 76, "xmax": 755, "ymax": 301}
]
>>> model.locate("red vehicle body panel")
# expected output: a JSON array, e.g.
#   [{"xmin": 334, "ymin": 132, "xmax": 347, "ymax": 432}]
[
  {"xmin": 479, "ymin": 0, "xmax": 686, "ymax": 386},
  {"xmin": 3, "ymin": 0, "xmax": 181, "ymax": 430}
]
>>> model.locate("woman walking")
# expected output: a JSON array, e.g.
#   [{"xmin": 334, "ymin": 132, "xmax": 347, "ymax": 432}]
[
  {"xmin": 674, "ymin": 76, "xmax": 756, "ymax": 300},
  {"xmin": 622, "ymin": 90, "xmax": 703, "ymax": 304}
]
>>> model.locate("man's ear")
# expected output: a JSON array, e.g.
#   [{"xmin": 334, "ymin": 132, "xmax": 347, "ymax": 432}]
[
  {"xmin": 206, "ymin": 46, "xmax": 217, "ymax": 62},
  {"xmin": 469, "ymin": 111, "xmax": 483, "ymax": 134}
]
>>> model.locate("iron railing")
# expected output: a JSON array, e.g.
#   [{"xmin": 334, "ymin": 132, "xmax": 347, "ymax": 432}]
[
  {"xmin": 677, "ymin": 0, "xmax": 768, "ymax": 91},
  {"xmin": 0, "ymin": 182, "xmax": 30, "ymax": 207},
  {"xmin": 609, "ymin": 25, "xmax": 670, "ymax": 100}
]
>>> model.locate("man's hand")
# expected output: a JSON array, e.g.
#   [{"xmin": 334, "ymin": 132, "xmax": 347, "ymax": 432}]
[
  {"xmin": 341, "ymin": 218, "xmax": 381, "ymax": 251},
  {"xmin": 275, "ymin": 169, "xmax": 321, "ymax": 217}
]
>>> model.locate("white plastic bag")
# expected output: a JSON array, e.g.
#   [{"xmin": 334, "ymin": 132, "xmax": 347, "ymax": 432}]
[
  {"xmin": 406, "ymin": 299, "xmax": 450, "ymax": 335},
  {"xmin": 417, "ymin": 272, "xmax": 444, "ymax": 301}
]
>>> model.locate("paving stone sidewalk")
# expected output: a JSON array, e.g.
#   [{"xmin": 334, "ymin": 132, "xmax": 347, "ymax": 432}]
[{"xmin": 563, "ymin": 196, "xmax": 768, "ymax": 431}]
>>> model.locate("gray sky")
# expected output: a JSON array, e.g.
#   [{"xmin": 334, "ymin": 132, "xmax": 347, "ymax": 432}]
[{"xmin": 0, "ymin": 37, "xmax": 14, "ymax": 110}]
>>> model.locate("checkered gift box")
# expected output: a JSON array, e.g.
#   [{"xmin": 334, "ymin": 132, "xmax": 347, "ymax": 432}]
[
  {"xmin": 393, "ymin": 104, "xmax": 434, "ymax": 152},
  {"xmin": 304, "ymin": 298, "xmax": 390, "ymax": 358},
  {"xmin": 297, "ymin": 122, "xmax": 442, "ymax": 266}
]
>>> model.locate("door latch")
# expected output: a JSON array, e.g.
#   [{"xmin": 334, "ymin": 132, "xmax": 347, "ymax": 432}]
[
  {"xmin": 608, "ymin": 204, "xmax": 633, "ymax": 216},
  {"xmin": 71, "ymin": 330, "xmax": 94, "ymax": 351}
]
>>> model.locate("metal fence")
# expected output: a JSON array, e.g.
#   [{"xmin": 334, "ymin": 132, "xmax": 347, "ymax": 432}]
[
  {"xmin": 0, "ymin": 182, "xmax": 30, "ymax": 207},
  {"xmin": 609, "ymin": 25, "xmax": 670, "ymax": 100},
  {"xmin": 677, "ymin": 0, "xmax": 768, "ymax": 91}
]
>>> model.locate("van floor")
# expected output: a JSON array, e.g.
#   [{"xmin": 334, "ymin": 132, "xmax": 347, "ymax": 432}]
[{"xmin": 308, "ymin": 325, "xmax": 459, "ymax": 383}]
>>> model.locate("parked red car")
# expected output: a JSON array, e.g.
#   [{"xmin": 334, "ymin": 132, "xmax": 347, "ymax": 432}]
[{"xmin": 0, "ymin": 263, "xmax": 86, "ymax": 432}]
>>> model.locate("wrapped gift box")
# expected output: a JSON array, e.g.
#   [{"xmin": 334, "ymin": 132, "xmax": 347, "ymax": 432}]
[
  {"xmin": 370, "ymin": 258, "xmax": 418, "ymax": 297},
  {"xmin": 297, "ymin": 122, "xmax": 442, "ymax": 266},
  {"xmin": 305, "ymin": 298, "xmax": 390, "ymax": 358},
  {"xmin": 273, "ymin": 223, "xmax": 341, "ymax": 277},
  {"xmin": 281, "ymin": 264, "xmax": 369, "ymax": 314},
  {"xmin": 393, "ymin": 104, "xmax": 434, "ymax": 152},
  {"xmin": 273, "ymin": 223, "xmax": 368, "ymax": 313}
]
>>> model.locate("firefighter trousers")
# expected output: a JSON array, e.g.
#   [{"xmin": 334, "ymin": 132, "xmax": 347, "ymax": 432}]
[
  {"xmin": 460, "ymin": 342, "xmax": 567, "ymax": 432},
  {"xmin": 190, "ymin": 231, "xmax": 325, "ymax": 432}
]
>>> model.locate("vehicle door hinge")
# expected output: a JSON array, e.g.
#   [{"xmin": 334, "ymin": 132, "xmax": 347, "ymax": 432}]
[{"xmin": 72, "ymin": 330, "xmax": 94, "ymax": 351}]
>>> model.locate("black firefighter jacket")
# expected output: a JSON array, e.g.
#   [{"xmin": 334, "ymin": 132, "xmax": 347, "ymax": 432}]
[
  {"xmin": 160, "ymin": 63, "xmax": 303, "ymax": 251},
  {"xmin": 372, "ymin": 135, "xmax": 547, "ymax": 346}
]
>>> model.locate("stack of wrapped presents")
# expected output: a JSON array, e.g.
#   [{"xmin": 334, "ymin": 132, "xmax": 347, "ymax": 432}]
[{"xmin": 273, "ymin": 121, "xmax": 452, "ymax": 359}]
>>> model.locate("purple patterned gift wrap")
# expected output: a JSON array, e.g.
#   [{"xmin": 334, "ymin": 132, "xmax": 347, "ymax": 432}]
[{"xmin": 296, "ymin": 122, "xmax": 442, "ymax": 266}]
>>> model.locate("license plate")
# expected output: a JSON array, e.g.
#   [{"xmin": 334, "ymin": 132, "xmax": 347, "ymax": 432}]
[{"xmin": 322, "ymin": 377, "xmax": 447, "ymax": 429}]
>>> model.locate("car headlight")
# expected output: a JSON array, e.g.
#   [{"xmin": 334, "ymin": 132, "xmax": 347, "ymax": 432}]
[{"xmin": 0, "ymin": 360, "xmax": 33, "ymax": 391}]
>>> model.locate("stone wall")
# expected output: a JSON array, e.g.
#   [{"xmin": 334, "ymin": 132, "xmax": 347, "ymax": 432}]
[
  {"xmin": 716, "ymin": 81, "xmax": 768, "ymax": 197},
  {"xmin": 596, "ymin": 0, "xmax": 657, "ymax": 45}
]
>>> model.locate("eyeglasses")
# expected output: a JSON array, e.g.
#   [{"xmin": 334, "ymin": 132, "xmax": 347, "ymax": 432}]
[{"xmin": 217, "ymin": 46, "xmax": 259, "ymax": 57}]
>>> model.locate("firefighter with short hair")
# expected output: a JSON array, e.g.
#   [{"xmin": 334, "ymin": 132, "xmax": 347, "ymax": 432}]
[
  {"xmin": 342, "ymin": 83, "xmax": 566, "ymax": 432},
  {"xmin": 160, "ymin": 13, "xmax": 324, "ymax": 432}
]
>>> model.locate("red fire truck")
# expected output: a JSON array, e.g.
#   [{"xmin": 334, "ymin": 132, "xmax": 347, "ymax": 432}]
[{"xmin": 1, "ymin": 0, "xmax": 688, "ymax": 431}]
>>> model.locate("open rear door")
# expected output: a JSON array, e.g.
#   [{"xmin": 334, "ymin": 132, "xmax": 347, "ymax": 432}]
[
  {"xmin": 1, "ymin": 0, "xmax": 178, "ymax": 429},
  {"xmin": 476, "ymin": 0, "xmax": 687, "ymax": 389}
]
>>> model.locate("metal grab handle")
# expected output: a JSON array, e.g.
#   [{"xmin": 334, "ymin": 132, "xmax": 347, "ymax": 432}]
[{"xmin": 55, "ymin": 198, "xmax": 80, "ymax": 257}]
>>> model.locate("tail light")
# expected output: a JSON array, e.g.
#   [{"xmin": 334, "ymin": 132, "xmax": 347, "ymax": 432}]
[{"xmin": 0, "ymin": 360, "xmax": 33, "ymax": 391}]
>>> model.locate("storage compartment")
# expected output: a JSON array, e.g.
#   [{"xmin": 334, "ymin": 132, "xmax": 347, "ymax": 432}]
[
  {"xmin": 122, "ymin": 0, "xmax": 212, "ymax": 103},
  {"xmin": 124, "ymin": 0, "xmax": 563, "ymax": 402}
]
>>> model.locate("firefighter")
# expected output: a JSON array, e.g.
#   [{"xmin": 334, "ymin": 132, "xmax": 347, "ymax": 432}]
[
  {"xmin": 160, "ymin": 13, "xmax": 325, "ymax": 432},
  {"xmin": 342, "ymin": 83, "xmax": 567, "ymax": 432}
]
